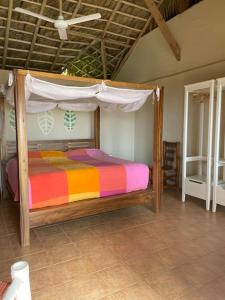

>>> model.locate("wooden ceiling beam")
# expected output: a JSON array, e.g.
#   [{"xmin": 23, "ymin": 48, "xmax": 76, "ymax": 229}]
[
  {"xmin": 5, "ymin": 64, "xmax": 59, "ymax": 73},
  {"xmin": 112, "ymin": 0, "xmax": 164, "ymax": 79},
  {"xmin": 89, "ymin": 46, "xmax": 115, "ymax": 63},
  {"xmin": 25, "ymin": 0, "xmax": 48, "ymax": 68},
  {"xmin": 49, "ymin": 41, "xmax": 63, "ymax": 72},
  {"xmin": 2, "ymin": 18, "xmax": 135, "ymax": 48},
  {"xmin": 0, "ymin": 0, "xmax": 184, "ymax": 75},
  {"xmin": 64, "ymin": 39, "xmax": 98, "ymax": 71},
  {"xmin": 122, "ymin": 1, "xmax": 150, "ymax": 12},
  {"xmin": 21, "ymin": 0, "xmax": 149, "ymax": 22},
  {"xmin": 69, "ymin": 24, "xmax": 136, "ymax": 41},
  {"xmin": 38, "ymin": 25, "xmax": 131, "ymax": 48},
  {"xmin": 2, "ymin": 0, "xmax": 13, "ymax": 68},
  {"xmin": 8, "ymin": 16, "xmax": 139, "ymax": 43},
  {"xmin": 101, "ymin": 41, "xmax": 107, "ymax": 79},
  {"xmin": 179, "ymin": 0, "xmax": 190, "ymax": 13},
  {"xmin": 4, "ymin": 57, "xmax": 53, "ymax": 65},
  {"xmin": 116, "ymin": 11, "xmax": 146, "ymax": 22},
  {"xmin": 102, "ymin": 0, "xmax": 123, "ymax": 39},
  {"xmin": 144, "ymin": 0, "xmax": 181, "ymax": 61},
  {"xmin": 110, "ymin": 48, "xmax": 127, "ymax": 64},
  {"xmin": 111, "ymin": 21, "xmax": 141, "ymax": 33}
]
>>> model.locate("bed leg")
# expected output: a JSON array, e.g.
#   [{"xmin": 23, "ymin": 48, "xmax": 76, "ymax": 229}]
[{"xmin": 20, "ymin": 207, "xmax": 30, "ymax": 247}]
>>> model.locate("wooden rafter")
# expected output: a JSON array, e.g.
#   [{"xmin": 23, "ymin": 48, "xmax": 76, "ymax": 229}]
[
  {"xmin": 12, "ymin": 1, "xmax": 148, "ymax": 33},
  {"xmin": 88, "ymin": 46, "xmax": 115, "ymax": 68},
  {"xmin": 64, "ymin": 39, "xmax": 98, "ymax": 71},
  {"xmin": 112, "ymin": 48, "xmax": 128, "ymax": 76},
  {"xmin": 0, "ymin": 0, "xmax": 194, "ymax": 76},
  {"xmin": 49, "ymin": 41, "xmax": 63, "ymax": 72},
  {"xmin": 102, "ymin": 0, "xmax": 123, "ymax": 39},
  {"xmin": 2, "ymin": 0, "xmax": 13, "ymax": 68},
  {"xmin": 101, "ymin": 41, "xmax": 107, "ymax": 79},
  {"xmin": 25, "ymin": 0, "xmax": 48, "ymax": 68},
  {"xmin": 20, "ymin": 0, "xmax": 149, "ymax": 23},
  {"xmin": 179, "ymin": 0, "xmax": 190, "ymax": 13},
  {"xmin": 144, "ymin": 0, "xmax": 181, "ymax": 61},
  {"xmin": 110, "ymin": 48, "xmax": 127, "ymax": 64},
  {"xmin": 112, "ymin": 0, "xmax": 165, "ymax": 79}
]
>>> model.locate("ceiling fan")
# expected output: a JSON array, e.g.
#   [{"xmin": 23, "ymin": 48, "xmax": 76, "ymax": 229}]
[{"xmin": 15, "ymin": 0, "xmax": 101, "ymax": 40}]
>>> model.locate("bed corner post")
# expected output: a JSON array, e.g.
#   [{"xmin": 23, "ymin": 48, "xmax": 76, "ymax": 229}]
[
  {"xmin": 94, "ymin": 107, "xmax": 100, "ymax": 149},
  {"xmin": 14, "ymin": 70, "xmax": 30, "ymax": 247},
  {"xmin": 153, "ymin": 87, "xmax": 164, "ymax": 212}
]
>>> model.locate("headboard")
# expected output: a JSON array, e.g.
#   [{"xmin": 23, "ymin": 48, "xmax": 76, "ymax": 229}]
[
  {"xmin": 3, "ymin": 138, "xmax": 96, "ymax": 160},
  {"xmin": 1, "ymin": 106, "xmax": 100, "ymax": 161}
]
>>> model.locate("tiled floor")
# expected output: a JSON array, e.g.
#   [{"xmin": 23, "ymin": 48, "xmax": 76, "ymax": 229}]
[{"xmin": 1, "ymin": 191, "xmax": 225, "ymax": 299}]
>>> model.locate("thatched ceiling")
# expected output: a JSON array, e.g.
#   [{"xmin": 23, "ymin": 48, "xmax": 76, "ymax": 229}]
[{"xmin": 0, "ymin": 0, "xmax": 201, "ymax": 79}]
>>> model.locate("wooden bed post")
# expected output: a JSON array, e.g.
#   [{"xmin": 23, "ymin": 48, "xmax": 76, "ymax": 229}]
[
  {"xmin": 94, "ymin": 107, "xmax": 100, "ymax": 149},
  {"xmin": 14, "ymin": 70, "xmax": 30, "ymax": 247},
  {"xmin": 153, "ymin": 87, "xmax": 164, "ymax": 212}
]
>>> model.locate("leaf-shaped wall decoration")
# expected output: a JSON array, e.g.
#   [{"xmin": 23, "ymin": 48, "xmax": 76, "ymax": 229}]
[
  {"xmin": 37, "ymin": 111, "xmax": 54, "ymax": 135},
  {"xmin": 64, "ymin": 111, "xmax": 76, "ymax": 132},
  {"xmin": 9, "ymin": 108, "xmax": 16, "ymax": 132}
]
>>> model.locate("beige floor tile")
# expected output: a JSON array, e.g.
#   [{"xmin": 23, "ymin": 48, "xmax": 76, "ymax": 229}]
[
  {"xmin": 96, "ymin": 264, "xmax": 141, "ymax": 295},
  {"xmin": 173, "ymin": 261, "xmax": 220, "ymax": 289},
  {"xmin": 53, "ymin": 274, "xmax": 109, "ymax": 300},
  {"xmin": 32, "ymin": 288, "xmax": 57, "ymax": 300},
  {"xmin": 144, "ymin": 268, "xmax": 193, "ymax": 299},
  {"xmin": 18, "ymin": 251, "xmax": 51, "ymax": 272},
  {"xmin": 30, "ymin": 267, "xmax": 54, "ymax": 292},
  {"xmin": 47, "ymin": 242, "xmax": 83, "ymax": 264},
  {"xmin": 8, "ymin": 231, "xmax": 44, "ymax": 257},
  {"xmin": 1, "ymin": 191, "xmax": 225, "ymax": 300},
  {"xmin": 0, "ymin": 236, "xmax": 15, "ymax": 261},
  {"xmin": 41, "ymin": 232, "xmax": 71, "ymax": 249},
  {"xmin": 100, "ymin": 283, "xmax": 162, "ymax": 300},
  {"xmin": 48, "ymin": 255, "xmax": 102, "ymax": 285},
  {"xmin": 197, "ymin": 275, "xmax": 225, "ymax": 300},
  {"xmin": 65, "ymin": 227, "xmax": 97, "ymax": 243},
  {"xmin": 124, "ymin": 252, "xmax": 169, "ymax": 275},
  {"xmin": 0, "ymin": 258, "xmax": 17, "ymax": 280},
  {"xmin": 34, "ymin": 224, "xmax": 64, "ymax": 239}
]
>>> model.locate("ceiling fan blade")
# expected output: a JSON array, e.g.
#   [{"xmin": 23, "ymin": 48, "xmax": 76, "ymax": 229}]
[
  {"xmin": 58, "ymin": 28, "xmax": 68, "ymax": 40},
  {"xmin": 15, "ymin": 7, "xmax": 55, "ymax": 23},
  {"xmin": 66, "ymin": 13, "xmax": 101, "ymax": 26}
]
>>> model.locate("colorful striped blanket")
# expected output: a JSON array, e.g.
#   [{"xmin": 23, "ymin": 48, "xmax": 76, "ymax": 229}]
[{"xmin": 7, "ymin": 149, "xmax": 149, "ymax": 209}]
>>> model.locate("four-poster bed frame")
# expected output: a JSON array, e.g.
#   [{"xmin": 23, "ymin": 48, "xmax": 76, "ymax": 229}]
[{"xmin": 4, "ymin": 69, "xmax": 163, "ymax": 247}]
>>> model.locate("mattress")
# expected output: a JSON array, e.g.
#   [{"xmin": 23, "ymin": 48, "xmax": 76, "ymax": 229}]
[{"xmin": 6, "ymin": 149, "xmax": 149, "ymax": 209}]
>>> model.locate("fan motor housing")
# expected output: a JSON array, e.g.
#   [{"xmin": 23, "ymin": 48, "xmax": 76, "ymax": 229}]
[{"xmin": 54, "ymin": 16, "xmax": 68, "ymax": 29}]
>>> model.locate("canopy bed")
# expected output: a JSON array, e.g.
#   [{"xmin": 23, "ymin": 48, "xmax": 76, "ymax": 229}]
[{"xmin": 1, "ymin": 69, "xmax": 164, "ymax": 247}]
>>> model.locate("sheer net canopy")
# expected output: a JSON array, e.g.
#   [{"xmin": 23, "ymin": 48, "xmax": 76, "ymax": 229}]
[{"xmin": 3, "ymin": 73, "xmax": 159, "ymax": 113}]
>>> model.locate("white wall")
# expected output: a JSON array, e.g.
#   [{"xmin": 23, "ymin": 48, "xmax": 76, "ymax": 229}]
[
  {"xmin": 116, "ymin": 0, "xmax": 225, "ymax": 164},
  {"xmin": 0, "ymin": 71, "xmax": 135, "ymax": 160}
]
